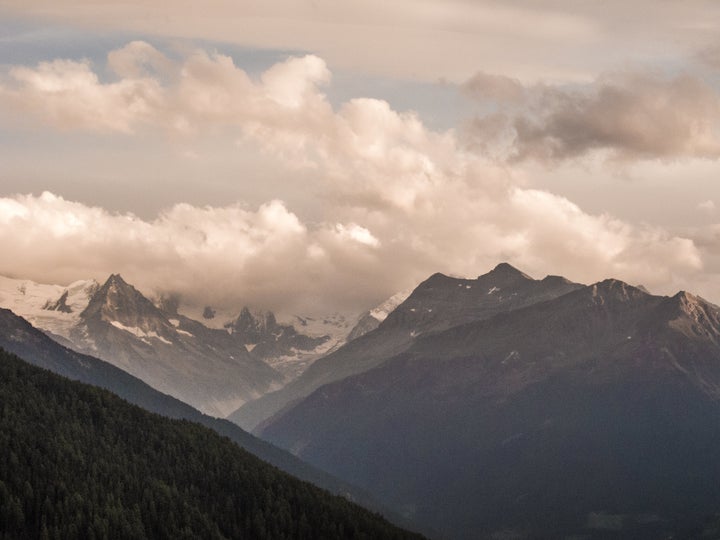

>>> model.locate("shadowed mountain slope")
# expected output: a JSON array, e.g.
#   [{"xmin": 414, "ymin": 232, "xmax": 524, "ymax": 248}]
[
  {"xmin": 231, "ymin": 263, "xmax": 581, "ymax": 430},
  {"xmin": 0, "ymin": 347, "xmax": 424, "ymax": 540},
  {"xmin": 260, "ymin": 280, "xmax": 720, "ymax": 539},
  {"xmin": 0, "ymin": 307, "xmax": 391, "ymax": 515}
]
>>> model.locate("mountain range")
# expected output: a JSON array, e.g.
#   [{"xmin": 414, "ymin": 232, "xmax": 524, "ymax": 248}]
[
  {"xmin": 230, "ymin": 263, "xmax": 581, "ymax": 430},
  {"xmin": 0, "ymin": 273, "xmax": 366, "ymax": 417},
  {"xmin": 6, "ymin": 262, "xmax": 720, "ymax": 538},
  {"xmin": 258, "ymin": 272, "xmax": 720, "ymax": 538}
]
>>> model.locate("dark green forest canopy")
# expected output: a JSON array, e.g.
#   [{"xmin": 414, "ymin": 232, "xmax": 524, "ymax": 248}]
[{"xmin": 0, "ymin": 348, "xmax": 425, "ymax": 540}]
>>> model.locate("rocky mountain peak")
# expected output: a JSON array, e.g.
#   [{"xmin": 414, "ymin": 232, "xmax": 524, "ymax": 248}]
[
  {"xmin": 43, "ymin": 290, "xmax": 73, "ymax": 313},
  {"xmin": 80, "ymin": 274, "xmax": 161, "ymax": 327},
  {"xmin": 586, "ymin": 279, "xmax": 649, "ymax": 305},
  {"xmin": 541, "ymin": 274, "xmax": 573, "ymax": 286},
  {"xmin": 665, "ymin": 290, "xmax": 720, "ymax": 329},
  {"xmin": 228, "ymin": 307, "xmax": 277, "ymax": 337},
  {"xmin": 485, "ymin": 262, "xmax": 532, "ymax": 282},
  {"xmin": 674, "ymin": 290, "xmax": 699, "ymax": 307}
]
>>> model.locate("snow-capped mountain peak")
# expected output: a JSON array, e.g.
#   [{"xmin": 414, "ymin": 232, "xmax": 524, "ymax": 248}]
[{"xmin": 0, "ymin": 274, "xmax": 98, "ymax": 340}]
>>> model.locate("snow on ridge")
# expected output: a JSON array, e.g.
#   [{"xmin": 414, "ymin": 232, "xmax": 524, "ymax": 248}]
[
  {"xmin": 369, "ymin": 289, "xmax": 412, "ymax": 322},
  {"xmin": 110, "ymin": 320, "xmax": 172, "ymax": 345}
]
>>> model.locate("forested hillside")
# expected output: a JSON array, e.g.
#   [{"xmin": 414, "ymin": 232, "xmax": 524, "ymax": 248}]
[{"xmin": 0, "ymin": 348, "xmax": 424, "ymax": 540}]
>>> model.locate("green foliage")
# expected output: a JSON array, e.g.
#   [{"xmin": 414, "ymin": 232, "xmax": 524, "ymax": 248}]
[{"xmin": 0, "ymin": 348, "xmax": 423, "ymax": 540}]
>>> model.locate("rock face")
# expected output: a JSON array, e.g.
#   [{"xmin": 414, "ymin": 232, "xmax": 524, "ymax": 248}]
[
  {"xmin": 226, "ymin": 307, "xmax": 329, "ymax": 360},
  {"xmin": 229, "ymin": 263, "xmax": 582, "ymax": 431},
  {"xmin": 69, "ymin": 274, "xmax": 282, "ymax": 417},
  {"xmin": 258, "ymin": 279, "xmax": 720, "ymax": 539},
  {"xmin": 42, "ymin": 290, "xmax": 73, "ymax": 313}
]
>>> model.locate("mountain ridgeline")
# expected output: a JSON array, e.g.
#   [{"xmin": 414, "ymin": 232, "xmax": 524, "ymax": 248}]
[
  {"xmin": 0, "ymin": 348, "xmax": 424, "ymax": 540},
  {"xmin": 230, "ymin": 263, "xmax": 582, "ymax": 430},
  {"xmin": 257, "ymin": 270, "xmax": 720, "ymax": 539}
]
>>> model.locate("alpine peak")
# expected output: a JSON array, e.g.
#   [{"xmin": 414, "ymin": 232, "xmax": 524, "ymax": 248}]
[{"xmin": 484, "ymin": 262, "xmax": 532, "ymax": 281}]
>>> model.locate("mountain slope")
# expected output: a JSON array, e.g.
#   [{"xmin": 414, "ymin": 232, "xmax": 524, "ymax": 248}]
[
  {"xmin": 70, "ymin": 274, "xmax": 282, "ymax": 416},
  {"xmin": 260, "ymin": 280, "xmax": 720, "ymax": 539},
  {"xmin": 230, "ymin": 263, "xmax": 582, "ymax": 430},
  {"xmin": 0, "ymin": 347, "xmax": 424, "ymax": 540},
  {"xmin": 0, "ymin": 307, "xmax": 385, "ymax": 511}
]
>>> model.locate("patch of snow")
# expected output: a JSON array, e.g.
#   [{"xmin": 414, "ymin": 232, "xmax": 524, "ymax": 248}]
[
  {"xmin": 176, "ymin": 329, "xmax": 193, "ymax": 337},
  {"xmin": 110, "ymin": 320, "xmax": 172, "ymax": 344},
  {"xmin": 465, "ymin": 285, "xmax": 472, "ymax": 289},
  {"xmin": 110, "ymin": 320, "xmax": 146, "ymax": 338},
  {"xmin": 151, "ymin": 333, "xmax": 172, "ymax": 345},
  {"xmin": 488, "ymin": 286, "xmax": 500, "ymax": 295},
  {"xmin": 369, "ymin": 289, "xmax": 412, "ymax": 322},
  {"xmin": 169, "ymin": 318, "xmax": 180, "ymax": 327},
  {"xmin": 245, "ymin": 343, "xmax": 257, "ymax": 352}
]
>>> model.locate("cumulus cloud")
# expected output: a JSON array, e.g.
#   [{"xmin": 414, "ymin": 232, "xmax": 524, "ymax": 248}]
[
  {"xmin": 3, "ymin": 58, "xmax": 162, "ymax": 133},
  {"xmin": 0, "ymin": 187, "xmax": 703, "ymax": 316},
  {"xmin": 0, "ymin": 192, "xmax": 387, "ymax": 314},
  {"xmin": 0, "ymin": 42, "xmax": 332, "ymax": 135},
  {"xmin": 0, "ymin": 45, "xmax": 710, "ymax": 313},
  {"xmin": 463, "ymin": 71, "xmax": 720, "ymax": 163}
]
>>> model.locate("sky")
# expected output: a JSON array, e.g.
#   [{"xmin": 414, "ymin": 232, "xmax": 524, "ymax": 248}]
[{"xmin": 2, "ymin": 0, "xmax": 720, "ymax": 316}]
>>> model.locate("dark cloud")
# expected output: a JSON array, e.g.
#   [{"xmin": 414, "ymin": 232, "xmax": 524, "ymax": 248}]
[{"xmin": 463, "ymin": 71, "xmax": 720, "ymax": 162}]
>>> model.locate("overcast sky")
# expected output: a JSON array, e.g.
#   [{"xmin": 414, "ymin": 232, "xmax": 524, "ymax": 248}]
[{"xmin": 2, "ymin": 0, "xmax": 720, "ymax": 315}]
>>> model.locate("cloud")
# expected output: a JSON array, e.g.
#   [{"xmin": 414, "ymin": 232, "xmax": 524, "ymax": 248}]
[
  {"xmin": 0, "ymin": 185, "xmax": 703, "ymax": 316},
  {"xmin": 0, "ymin": 45, "xmax": 710, "ymax": 312},
  {"xmin": 463, "ymin": 71, "xmax": 720, "ymax": 163},
  {"xmin": 0, "ymin": 192, "xmax": 386, "ymax": 314},
  {"xmin": 0, "ymin": 43, "xmax": 332, "ymax": 135},
  {"xmin": 333, "ymin": 224, "xmax": 380, "ymax": 248},
  {"xmin": 4, "ymin": 58, "xmax": 162, "ymax": 133}
]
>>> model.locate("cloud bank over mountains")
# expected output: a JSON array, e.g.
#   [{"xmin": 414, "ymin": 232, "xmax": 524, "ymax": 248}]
[{"xmin": 0, "ymin": 42, "xmax": 709, "ymax": 314}]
